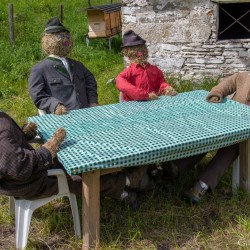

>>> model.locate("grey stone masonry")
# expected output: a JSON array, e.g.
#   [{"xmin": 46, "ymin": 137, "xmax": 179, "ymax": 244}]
[{"xmin": 121, "ymin": 0, "xmax": 250, "ymax": 81}]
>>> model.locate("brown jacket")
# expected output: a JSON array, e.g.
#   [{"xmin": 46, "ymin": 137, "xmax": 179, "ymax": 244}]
[
  {"xmin": 0, "ymin": 111, "xmax": 58, "ymax": 199},
  {"xmin": 207, "ymin": 72, "xmax": 250, "ymax": 105}
]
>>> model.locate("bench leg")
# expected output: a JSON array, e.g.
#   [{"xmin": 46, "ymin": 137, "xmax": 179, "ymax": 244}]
[
  {"xmin": 239, "ymin": 139, "xmax": 250, "ymax": 192},
  {"xmin": 82, "ymin": 170, "xmax": 100, "ymax": 250}
]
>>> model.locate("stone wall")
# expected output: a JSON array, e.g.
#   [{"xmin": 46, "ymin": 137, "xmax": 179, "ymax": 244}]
[{"xmin": 121, "ymin": 0, "xmax": 250, "ymax": 81}]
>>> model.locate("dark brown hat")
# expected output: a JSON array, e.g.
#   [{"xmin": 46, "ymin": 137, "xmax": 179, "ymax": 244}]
[
  {"xmin": 44, "ymin": 17, "xmax": 69, "ymax": 34},
  {"xmin": 121, "ymin": 30, "xmax": 146, "ymax": 48}
]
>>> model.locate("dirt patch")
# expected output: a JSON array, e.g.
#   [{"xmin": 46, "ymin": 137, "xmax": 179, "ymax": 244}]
[{"xmin": 0, "ymin": 224, "xmax": 15, "ymax": 249}]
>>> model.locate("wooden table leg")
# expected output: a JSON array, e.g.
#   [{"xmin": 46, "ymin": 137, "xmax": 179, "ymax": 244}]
[
  {"xmin": 82, "ymin": 170, "xmax": 100, "ymax": 250},
  {"xmin": 240, "ymin": 139, "xmax": 250, "ymax": 192}
]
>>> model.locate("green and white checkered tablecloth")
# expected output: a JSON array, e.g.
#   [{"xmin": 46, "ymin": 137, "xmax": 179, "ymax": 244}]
[{"xmin": 28, "ymin": 90, "xmax": 250, "ymax": 175}]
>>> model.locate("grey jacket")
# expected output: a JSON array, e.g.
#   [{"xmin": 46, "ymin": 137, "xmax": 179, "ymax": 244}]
[{"xmin": 28, "ymin": 57, "xmax": 98, "ymax": 113}]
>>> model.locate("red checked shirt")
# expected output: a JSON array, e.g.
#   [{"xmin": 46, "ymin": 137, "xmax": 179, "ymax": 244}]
[{"xmin": 116, "ymin": 63, "xmax": 171, "ymax": 101}]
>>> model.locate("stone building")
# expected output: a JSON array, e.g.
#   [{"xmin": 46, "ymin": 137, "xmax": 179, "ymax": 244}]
[{"xmin": 121, "ymin": 0, "xmax": 250, "ymax": 80}]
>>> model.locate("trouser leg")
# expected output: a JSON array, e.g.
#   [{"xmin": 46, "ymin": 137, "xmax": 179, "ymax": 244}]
[
  {"xmin": 173, "ymin": 153, "xmax": 205, "ymax": 176},
  {"xmin": 66, "ymin": 175, "xmax": 82, "ymax": 194},
  {"xmin": 199, "ymin": 144, "xmax": 239, "ymax": 190},
  {"xmin": 100, "ymin": 172, "xmax": 126, "ymax": 200}
]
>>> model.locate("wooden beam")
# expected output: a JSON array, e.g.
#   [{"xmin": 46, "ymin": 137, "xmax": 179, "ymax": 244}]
[
  {"xmin": 59, "ymin": 4, "xmax": 64, "ymax": 23},
  {"xmin": 100, "ymin": 167, "xmax": 123, "ymax": 175},
  {"xmin": 212, "ymin": 0, "xmax": 250, "ymax": 2},
  {"xmin": 8, "ymin": 3, "xmax": 14, "ymax": 47}
]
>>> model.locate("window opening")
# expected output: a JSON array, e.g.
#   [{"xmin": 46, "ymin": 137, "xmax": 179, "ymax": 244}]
[{"xmin": 218, "ymin": 3, "xmax": 250, "ymax": 40}]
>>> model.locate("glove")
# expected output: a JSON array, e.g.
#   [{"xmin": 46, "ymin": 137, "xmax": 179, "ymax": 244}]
[
  {"xmin": 207, "ymin": 96, "xmax": 220, "ymax": 103},
  {"xmin": 164, "ymin": 86, "xmax": 178, "ymax": 96},
  {"xmin": 22, "ymin": 122, "xmax": 37, "ymax": 140},
  {"xmin": 43, "ymin": 128, "xmax": 66, "ymax": 159},
  {"xmin": 149, "ymin": 92, "xmax": 159, "ymax": 100},
  {"xmin": 89, "ymin": 103, "xmax": 98, "ymax": 107},
  {"xmin": 54, "ymin": 104, "xmax": 68, "ymax": 115}
]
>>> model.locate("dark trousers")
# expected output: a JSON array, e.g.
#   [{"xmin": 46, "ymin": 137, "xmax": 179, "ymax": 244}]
[
  {"xmin": 49, "ymin": 173, "xmax": 126, "ymax": 201},
  {"xmin": 173, "ymin": 144, "xmax": 239, "ymax": 190},
  {"xmin": 55, "ymin": 158, "xmax": 126, "ymax": 199},
  {"xmin": 67, "ymin": 171, "xmax": 126, "ymax": 200},
  {"xmin": 100, "ymin": 172, "xmax": 126, "ymax": 199}
]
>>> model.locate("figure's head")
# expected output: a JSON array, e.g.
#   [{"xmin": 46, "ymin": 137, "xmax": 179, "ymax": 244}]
[
  {"xmin": 121, "ymin": 30, "xmax": 148, "ymax": 66},
  {"xmin": 41, "ymin": 17, "xmax": 73, "ymax": 57}
]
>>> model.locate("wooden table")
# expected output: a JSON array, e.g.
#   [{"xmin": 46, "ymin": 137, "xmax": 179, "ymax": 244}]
[{"xmin": 29, "ymin": 90, "xmax": 250, "ymax": 249}]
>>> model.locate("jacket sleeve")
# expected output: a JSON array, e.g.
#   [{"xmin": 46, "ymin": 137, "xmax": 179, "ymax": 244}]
[
  {"xmin": 206, "ymin": 73, "xmax": 238, "ymax": 102},
  {"xmin": 116, "ymin": 69, "xmax": 150, "ymax": 101},
  {"xmin": 28, "ymin": 66, "xmax": 61, "ymax": 113},
  {"xmin": 81, "ymin": 64, "xmax": 98, "ymax": 105},
  {"xmin": 0, "ymin": 128, "xmax": 52, "ymax": 181}
]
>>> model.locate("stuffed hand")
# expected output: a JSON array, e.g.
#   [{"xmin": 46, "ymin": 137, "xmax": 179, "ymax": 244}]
[
  {"xmin": 207, "ymin": 96, "xmax": 220, "ymax": 103},
  {"xmin": 149, "ymin": 92, "xmax": 159, "ymax": 100},
  {"xmin": 43, "ymin": 128, "xmax": 66, "ymax": 159},
  {"xmin": 89, "ymin": 103, "xmax": 98, "ymax": 107},
  {"xmin": 54, "ymin": 104, "xmax": 68, "ymax": 115},
  {"xmin": 22, "ymin": 122, "xmax": 37, "ymax": 140},
  {"xmin": 164, "ymin": 86, "xmax": 178, "ymax": 96}
]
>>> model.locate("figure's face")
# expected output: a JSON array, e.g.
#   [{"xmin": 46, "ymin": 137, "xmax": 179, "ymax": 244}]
[
  {"xmin": 122, "ymin": 44, "xmax": 148, "ymax": 66},
  {"xmin": 41, "ymin": 31, "xmax": 73, "ymax": 57}
]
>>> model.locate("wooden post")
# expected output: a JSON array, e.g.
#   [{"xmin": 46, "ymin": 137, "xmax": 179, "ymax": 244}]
[
  {"xmin": 239, "ymin": 139, "xmax": 250, "ymax": 192},
  {"xmin": 59, "ymin": 4, "xmax": 63, "ymax": 23},
  {"xmin": 8, "ymin": 3, "xmax": 14, "ymax": 47}
]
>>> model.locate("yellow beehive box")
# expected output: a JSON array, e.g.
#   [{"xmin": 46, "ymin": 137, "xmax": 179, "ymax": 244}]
[{"xmin": 87, "ymin": 3, "xmax": 121, "ymax": 38}]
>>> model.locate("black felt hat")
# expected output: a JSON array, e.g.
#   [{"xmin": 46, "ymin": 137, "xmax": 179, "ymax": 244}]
[
  {"xmin": 44, "ymin": 17, "xmax": 69, "ymax": 34},
  {"xmin": 121, "ymin": 30, "xmax": 146, "ymax": 48}
]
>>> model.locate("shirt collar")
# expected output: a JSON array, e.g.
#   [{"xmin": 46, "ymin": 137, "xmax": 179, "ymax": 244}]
[
  {"xmin": 49, "ymin": 54, "xmax": 65, "ymax": 60},
  {"xmin": 132, "ymin": 62, "xmax": 150, "ymax": 69}
]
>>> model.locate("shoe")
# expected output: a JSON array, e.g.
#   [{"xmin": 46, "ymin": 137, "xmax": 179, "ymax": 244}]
[
  {"xmin": 183, "ymin": 181, "xmax": 208, "ymax": 204},
  {"xmin": 125, "ymin": 166, "xmax": 149, "ymax": 191}
]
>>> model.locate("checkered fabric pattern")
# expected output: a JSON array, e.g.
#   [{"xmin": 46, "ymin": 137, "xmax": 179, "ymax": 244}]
[{"xmin": 29, "ymin": 90, "xmax": 250, "ymax": 175}]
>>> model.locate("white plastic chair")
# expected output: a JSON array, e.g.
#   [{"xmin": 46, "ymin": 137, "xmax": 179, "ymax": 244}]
[
  {"xmin": 232, "ymin": 156, "xmax": 240, "ymax": 191},
  {"xmin": 10, "ymin": 169, "xmax": 81, "ymax": 250},
  {"xmin": 119, "ymin": 92, "xmax": 124, "ymax": 102}
]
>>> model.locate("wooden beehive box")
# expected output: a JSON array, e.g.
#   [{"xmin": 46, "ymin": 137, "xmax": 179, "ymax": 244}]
[{"xmin": 87, "ymin": 3, "xmax": 122, "ymax": 38}]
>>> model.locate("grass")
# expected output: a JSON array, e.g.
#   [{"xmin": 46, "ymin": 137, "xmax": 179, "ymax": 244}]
[{"xmin": 0, "ymin": 0, "xmax": 250, "ymax": 249}]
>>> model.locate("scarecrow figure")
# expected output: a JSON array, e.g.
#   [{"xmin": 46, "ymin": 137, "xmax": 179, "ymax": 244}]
[
  {"xmin": 116, "ymin": 30, "xmax": 177, "ymax": 102},
  {"xmin": 29, "ymin": 17, "xmax": 98, "ymax": 115},
  {"xmin": 0, "ymin": 110, "xmax": 83, "ymax": 199},
  {"xmin": 173, "ymin": 72, "xmax": 250, "ymax": 204}
]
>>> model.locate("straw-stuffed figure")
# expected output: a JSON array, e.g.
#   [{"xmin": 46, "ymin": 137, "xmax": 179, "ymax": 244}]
[
  {"xmin": 116, "ymin": 30, "xmax": 177, "ymax": 102},
  {"xmin": 29, "ymin": 17, "xmax": 98, "ymax": 116}
]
